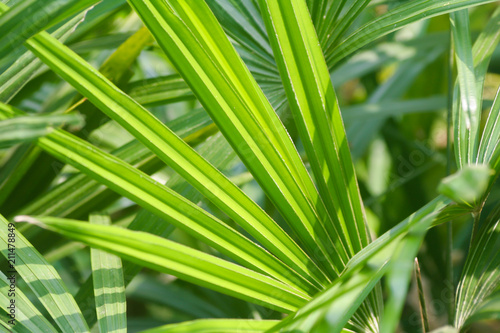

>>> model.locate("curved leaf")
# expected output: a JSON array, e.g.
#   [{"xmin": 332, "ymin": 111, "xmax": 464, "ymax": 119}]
[
  {"xmin": 269, "ymin": 195, "xmax": 453, "ymax": 332},
  {"xmin": 18, "ymin": 216, "xmax": 309, "ymax": 313},
  {"xmin": 326, "ymin": 0, "xmax": 497, "ymax": 67}
]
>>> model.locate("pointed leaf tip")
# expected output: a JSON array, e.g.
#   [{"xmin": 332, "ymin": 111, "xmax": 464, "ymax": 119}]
[
  {"xmin": 438, "ymin": 164, "xmax": 493, "ymax": 207},
  {"xmin": 13, "ymin": 215, "xmax": 42, "ymax": 224}
]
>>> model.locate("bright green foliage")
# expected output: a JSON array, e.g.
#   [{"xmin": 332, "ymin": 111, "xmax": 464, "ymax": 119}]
[
  {"xmin": 1, "ymin": 0, "xmax": 500, "ymax": 333},
  {"xmin": 90, "ymin": 214, "xmax": 127, "ymax": 333},
  {"xmin": 142, "ymin": 319, "xmax": 278, "ymax": 333},
  {"xmin": 260, "ymin": 0, "xmax": 369, "ymax": 258},
  {"xmin": 15, "ymin": 215, "xmax": 308, "ymax": 313}
]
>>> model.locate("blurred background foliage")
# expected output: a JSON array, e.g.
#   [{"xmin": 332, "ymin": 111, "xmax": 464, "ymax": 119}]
[{"xmin": 0, "ymin": 0, "xmax": 500, "ymax": 332}]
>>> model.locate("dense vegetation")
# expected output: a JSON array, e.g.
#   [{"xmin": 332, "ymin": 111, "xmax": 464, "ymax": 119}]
[{"xmin": 1, "ymin": 0, "xmax": 500, "ymax": 332}]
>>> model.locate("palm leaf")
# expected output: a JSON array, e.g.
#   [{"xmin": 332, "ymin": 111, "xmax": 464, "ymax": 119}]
[
  {"xmin": 37, "ymin": 127, "xmax": 315, "ymax": 294},
  {"xmin": 478, "ymin": 87, "xmax": 500, "ymax": 164},
  {"xmin": 259, "ymin": 0, "xmax": 368, "ymax": 261},
  {"xmin": 0, "ymin": 214, "xmax": 89, "ymax": 332},
  {"xmin": 127, "ymin": 75, "xmax": 195, "ymax": 107},
  {"xmin": 0, "ymin": 113, "xmax": 83, "ymax": 148},
  {"xmin": 0, "ymin": 272, "xmax": 57, "ymax": 332},
  {"xmin": 73, "ymin": 133, "xmax": 238, "ymax": 327},
  {"xmin": 326, "ymin": 0, "xmax": 497, "ymax": 67},
  {"xmin": 141, "ymin": 319, "xmax": 279, "ymax": 333},
  {"xmin": 17, "ymin": 109, "xmax": 212, "ymax": 219},
  {"xmin": 0, "ymin": 102, "xmax": 317, "ymax": 293},
  {"xmin": 471, "ymin": 6, "xmax": 500, "ymax": 110},
  {"xmin": 450, "ymin": 9, "xmax": 480, "ymax": 167},
  {"xmin": 438, "ymin": 165, "xmax": 493, "ymax": 207},
  {"xmin": 323, "ymin": 0, "xmax": 371, "ymax": 57},
  {"xmin": 76, "ymin": 210, "xmax": 175, "ymax": 327},
  {"xmin": 0, "ymin": 0, "xmax": 98, "ymax": 58},
  {"xmin": 476, "ymin": 8, "xmax": 500, "ymax": 165},
  {"xmin": 0, "ymin": 21, "xmax": 154, "ymax": 217},
  {"xmin": 17, "ymin": 216, "xmax": 309, "ymax": 313},
  {"xmin": 90, "ymin": 214, "xmax": 126, "ymax": 333},
  {"xmin": 454, "ymin": 205, "xmax": 500, "ymax": 329},
  {"xmin": 258, "ymin": 1, "xmax": 381, "ymax": 330},
  {"xmin": 464, "ymin": 292, "xmax": 500, "ymax": 325},
  {"xmin": 270, "ymin": 195, "xmax": 455, "ymax": 332},
  {"xmin": 378, "ymin": 217, "xmax": 436, "ymax": 332},
  {"xmin": 0, "ymin": 9, "xmax": 88, "ymax": 103},
  {"xmin": 206, "ymin": 0, "xmax": 275, "ymax": 67},
  {"xmin": 126, "ymin": 0, "xmax": 345, "ymax": 278},
  {"xmin": 0, "ymin": 1, "xmax": 329, "ymax": 288}
]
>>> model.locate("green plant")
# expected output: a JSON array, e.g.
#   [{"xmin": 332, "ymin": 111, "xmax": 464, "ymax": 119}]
[{"xmin": 0, "ymin": 0, "xmax": 499, "ymax": 332}]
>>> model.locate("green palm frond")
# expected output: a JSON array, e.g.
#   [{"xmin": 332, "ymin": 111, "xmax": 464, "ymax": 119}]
[{"xmin": 1, "ymin": 0, "xmax": 499, "ymax": 332}]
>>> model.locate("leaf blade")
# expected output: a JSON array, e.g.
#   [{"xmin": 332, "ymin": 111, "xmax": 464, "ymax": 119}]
[
  {"xmin": 0, "ymin": 214, "xmax": 90, "ymax": 332},
  {"xmin": 450, "ymin": 9, "xmax": 480, "ymax": 167},
  {"xmin": 259, "ymin": 0, "xmax": 369, "ymax": 261},
  {"xmin": 142, "ymin": 319, "xmax": 279, "ymax": 333},
  {"xmin": 35, "ymin": 128, "xmax": 313, "ymax": 295},
  {"xmin": 90, "ymin": 214, "xmax": 127, "ymax": 333},
  {"xmin": 0, "ymin": 113, "xmax": 84, "ymax": 148},
  {"xmin": 20, "ymin": 216, "xmax": 309, "ymax": 313},
  {"xmin": 0, "ymin": 0, "xmax": 98, "ymax": 58},
  {"xmin": 0, "ymin": 272, "xmax": 57, "ymax": 333}
]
